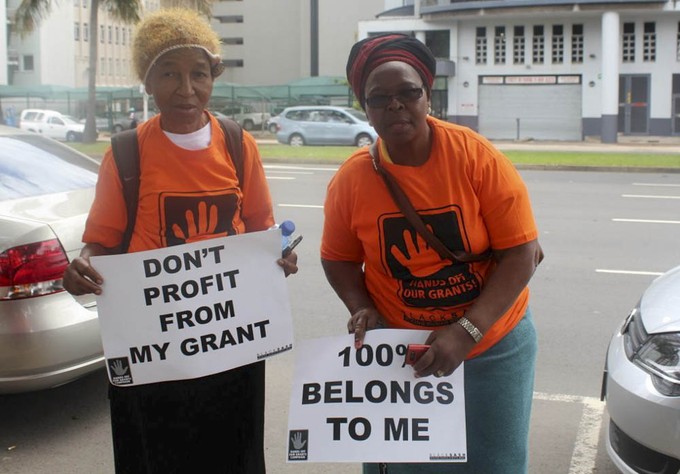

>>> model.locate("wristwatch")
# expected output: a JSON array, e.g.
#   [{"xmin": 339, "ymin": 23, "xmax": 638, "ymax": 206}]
[{"xmin": 457, "ymin": 316, "xmax": 483, "ymax": 343}]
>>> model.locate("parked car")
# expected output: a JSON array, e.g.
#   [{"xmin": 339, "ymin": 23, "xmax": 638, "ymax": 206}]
[
  {"xmin": 221, "ymin": 104, "xmax": 271, "ymax": 131},
  {"xmin": 0, "ymin": 126, "xmax": 104, "ymax": 394},
  {"xmin": 275, "ymin": 105, "xmax": 377, "ymax": 146},
  {"xmin": 265, "ymin": 115, "xmax": 280, "ymax": 134},
  {"xmin": 111, "ymin": 111, "xmax": 156, "ymax": 134},
  {"xmin": 601, "ymin": 264, "xmax": 680, "ymax": 473},
  {"xmin": 19, "ymin": 109, "xmax": 87, "ymax": 142}
]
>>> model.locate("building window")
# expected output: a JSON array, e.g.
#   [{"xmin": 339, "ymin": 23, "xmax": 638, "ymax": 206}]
[
  {"xmin": 494, "ymin": 26, "xmax": 506, "ymax": 64},
  {"xmin": 83, "ymin": 23, "xmax": 88, "ymax": 42},
  {"xmin": 425, "ymin": 30, "xmax": 450, "ymax": 58},
  {"xmin": 115, "ymin": 27, "xmax": 119, "ymax": 45},
  {"xmin": 475, "ymin": 27, "xmax": 487, "ymax": 64},
  {"xmin": 214, "ymin": 15, "xmax": 244, "ymax": 23},
  {"xmin": 74, "ymin": 23, "xmax": 80, "ymax": 41},
  {"xmin": 100, "ymin": 25, "xmax": 105, "ymax": 44},
  {"xmin": 532, "ymin": 25, "xmax": 544, "ymax": 64},
  {"xmin": 122, "ymin": 28, "xmax": 127, "ymax": 46},
  {"xmin": 513, "ymin": 26, "xmax": 525, "ymax": 64},
  {"xmin": 222, "ymin": 37, "xmax": 244, "ymax": 45},
  {"xmin": 23, "ymin": 55, "xmax": 34, "ymax": 71},
  {"xmin": 223, "ymin": 59, "xmax": 244, "ymax": 67},
  {"xmin": 108, "ymin": 25, "xmax": 112, "ymax": 44},
  {"xmin": 677, "ymin": 22, "xmax": 680, "ymax": 61},
  {"xmin": 109, "ymin": 58, "xmax": 113, "ymax": 76},
  {"xmin": 643, "ymin": 22, "xmax": 656, "ymax": 62},
  {"xmin": 623, "ymin": 22, "xmax": 635, "ymax": 63},
  {"xmin": 571, "ymin": 24, "xmax": 584, "ymax": 63},
  {"xmin": 552, "ymin": 25, "xmax": 564, "ymax": 64},
  {"xmin": 100, "ymin": 57, "xmax": 106, "ymax": 75}
]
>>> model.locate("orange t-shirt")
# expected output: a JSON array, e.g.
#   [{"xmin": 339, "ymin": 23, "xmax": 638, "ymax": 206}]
[
  {"xmin": 83, "ymin": 114, "xmax": 274, "ymax": 252},
  {"xmin": 321, "ymin": 117, "xmax": 538, "ymax": 358}
]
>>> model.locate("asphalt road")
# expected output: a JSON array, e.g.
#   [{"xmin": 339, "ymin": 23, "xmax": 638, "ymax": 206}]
[{"xmin": 1, "ymin": 165, "xmax": 679, "ymax": 474}]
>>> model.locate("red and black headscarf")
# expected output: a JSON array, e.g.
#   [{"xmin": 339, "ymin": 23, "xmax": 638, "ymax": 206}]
[{"xmin": 346, "ymin": 33, "xmax": 436, "ymax": 108}]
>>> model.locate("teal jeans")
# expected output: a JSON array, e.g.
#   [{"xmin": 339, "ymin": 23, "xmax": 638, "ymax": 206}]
[{"xmin": 364, "ymin": 309, "xmax": 537, "ymax": 474}]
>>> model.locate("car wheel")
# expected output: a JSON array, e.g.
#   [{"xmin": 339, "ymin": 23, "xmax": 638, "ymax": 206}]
[
  {"xmin": 113, "ymin": 124, "xmax": 124, "ymax": 134},
  {"xmin": 243, "ymin": 120, "xmax": 254, "ymax": 131},
  {"xmin": 356, "ymin": 133, "xmax": 373, "ymax": 147},
  {"xmin": 289, "ymin": 134, "xmax": 305, "ymax": 146},
  {"xmin": 66, "ymin": 132, "xmax": 77, "ymax": 142},
  {"xmin": 268, "ymin": 123, "xmax": 278, "ymax": 134}
]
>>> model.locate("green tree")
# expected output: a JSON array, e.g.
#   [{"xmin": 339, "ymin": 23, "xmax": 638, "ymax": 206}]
[{"xmin": 15, "ymin": 0, "xmax": 212, "ymax": 143}]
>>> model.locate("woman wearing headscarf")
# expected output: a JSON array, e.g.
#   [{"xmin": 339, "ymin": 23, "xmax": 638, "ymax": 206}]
[
  {"xmin": 62, "ymin": 9, "xmax": 297, "ymax": 473},
  {"xmin": 321, "ymin": 33, "xmax": 543, "ymax": 473}
]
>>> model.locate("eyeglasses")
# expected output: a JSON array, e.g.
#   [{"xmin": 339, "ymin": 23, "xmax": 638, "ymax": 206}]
[{"xmin": 365, "ymin": 87, "xmax": 424, "ymax": 109}]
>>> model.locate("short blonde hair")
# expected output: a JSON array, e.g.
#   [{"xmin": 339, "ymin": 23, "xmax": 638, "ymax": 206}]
[{"xmin": 132, "ymin": 8, "xmax": 224, "ymax": 84}]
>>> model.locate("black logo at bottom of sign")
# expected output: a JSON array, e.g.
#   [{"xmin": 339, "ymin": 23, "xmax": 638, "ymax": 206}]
[
  {"xmin": 288, "ymin": 429, "xmax": 309, "ymax": 461},
  {"xmin": 107, "ymin": 357, "xmax": 133, "ymax": 385}
]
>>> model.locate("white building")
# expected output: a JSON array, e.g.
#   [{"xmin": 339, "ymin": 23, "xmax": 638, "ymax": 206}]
[
  {"xmin": 5, "ymin": 0, "xmax": 384, "ymax": 89},
  {"xmin": 5, "ymin": 0, "xmax": 157, "ymax": 88},
  {"xmin": 359, "ymin": 0, "xmax": 680, "ymax": 142},
  {"xmin": 210, "ymin": 0, "xmax": 384, "ymax": 85}
]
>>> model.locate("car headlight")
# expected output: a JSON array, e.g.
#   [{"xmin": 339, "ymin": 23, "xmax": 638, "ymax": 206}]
[{"xmin": 623, "ymin": 306, "xmax": 680, "ymax": 397}]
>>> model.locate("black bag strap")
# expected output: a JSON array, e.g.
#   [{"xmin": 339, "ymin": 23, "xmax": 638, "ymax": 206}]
[
  {"xmin": 111, "ymin": 117, "xmax": 244, "ymax": 253},
  {"xmin": 111, "ymin": 129, "xmax": 139, "ymax": 254},
  {"xmin": 369, "ymin": 143, "xmax": 493, "ymax": 265}
]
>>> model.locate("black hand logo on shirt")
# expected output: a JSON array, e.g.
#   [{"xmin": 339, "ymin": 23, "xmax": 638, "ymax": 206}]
[
  {"xmin": 390, "ymin": 227, "xmax": 448, "ymax": 278},
  {"xmin": 172, "ymin": 200, "xmax": 228, "ymax": 243}
]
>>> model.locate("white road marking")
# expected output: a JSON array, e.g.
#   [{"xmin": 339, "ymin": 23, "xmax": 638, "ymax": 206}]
[
  {"xmin": 533, "ymin": 392, "xmax": 605, "ymax": 474},
  {"xmin": 612, "ymin": 218, "xmax": 680, "ymax": 224},
  {"xmin": 265, "ymin": 170, "xmax": 314, "ymax": 175},
  {"xmin": 277, "ymin": 204, "xmax": 324, "ymax": 209},
  {"xmin": 596, "ymin": 269, "xmax": 664, "ymax": 276},
  {"xmin": 266, "ymin": 176, "xmax": 296, "ymax": 180},
  {"xmin": 264, "ymin": 164, "xmax": 338, "ymax": 172},
  {"xmin": 632, "ymin": 182, "xmax": 680, "ymax": 187},
  {"xmin": 622, "ymin": 194, "xmax": 680, "ymax": 199}
]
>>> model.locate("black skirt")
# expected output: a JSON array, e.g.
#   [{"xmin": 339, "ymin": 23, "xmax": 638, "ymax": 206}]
[{"xmin": 108, "ymin": 361, "xmax": 266, "ymax": 474}]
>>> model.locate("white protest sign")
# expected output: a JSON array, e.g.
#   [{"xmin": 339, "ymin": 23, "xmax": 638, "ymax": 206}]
[
  {"xmin": 287, "ymin": 329, "xmax": 466, "ymax": 463},
  {"xmin": 92, "ymin": 229, "xmax": 294, "ymax": 387}
]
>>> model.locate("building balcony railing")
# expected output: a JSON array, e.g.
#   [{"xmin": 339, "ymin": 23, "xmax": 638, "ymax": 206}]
[{"xmin": 421, "ymin": 0, "xmax": 668, "ymax": 14}]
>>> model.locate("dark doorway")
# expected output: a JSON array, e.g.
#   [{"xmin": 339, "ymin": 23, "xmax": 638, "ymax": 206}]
[{"xmin": 618, "ymin": 75, "xmax": 650, "ymax": 135}]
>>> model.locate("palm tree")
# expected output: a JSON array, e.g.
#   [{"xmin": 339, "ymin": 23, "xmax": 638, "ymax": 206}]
[{"xmin": 15, "ymin": 0, "xmax": 141, "ymax": 143}]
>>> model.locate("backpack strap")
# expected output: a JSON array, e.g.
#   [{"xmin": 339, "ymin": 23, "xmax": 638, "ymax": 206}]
[
  {"xmin": 217, "ymin": 117, "xmax": 244, "ymax": 188},
  {"xmin": 110, "ymin": 117, "xmax": 244, "ymax": 253},
  {"xmin": 110, "ymin": 129, "xmax": 140, "ymax": 254}
]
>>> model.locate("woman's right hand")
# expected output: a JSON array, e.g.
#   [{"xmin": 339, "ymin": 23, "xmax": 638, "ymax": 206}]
[
  {"xmin": 63, "ymin": 256, "xmax": 104, "ymax": 296},
  {"xmin": 348, "ymin": 306, "xmax": 383, "ymax": 349}
]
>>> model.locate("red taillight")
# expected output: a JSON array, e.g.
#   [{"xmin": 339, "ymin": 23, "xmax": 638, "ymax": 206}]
[{"xmin": 0, "ymin": 239, "xmax": 69, "ymax": 299}]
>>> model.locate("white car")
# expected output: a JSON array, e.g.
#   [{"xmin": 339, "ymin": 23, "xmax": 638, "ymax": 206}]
[
  {"xmin": 602, "ymin": 264, "xmax": 680, "ymax": 473},
  {"xmin": 0, "ymin": 126, "xmax": 104, "ymax": 393},
  {"xmin": 19, "ymin": 109, "xmax": 86, "ymax": 142}
]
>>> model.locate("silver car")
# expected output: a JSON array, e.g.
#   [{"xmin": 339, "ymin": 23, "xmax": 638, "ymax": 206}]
[
  {"xmin": 0, "ymin": 126, "xmax": 104, "ymax": 394},
  {"xmin": 275, "ymin": 105, "xmax": 377, "ymax": 146},
  {"xmin": 602, "ymin": 264, "xmax": 680, "ymax": 473}
]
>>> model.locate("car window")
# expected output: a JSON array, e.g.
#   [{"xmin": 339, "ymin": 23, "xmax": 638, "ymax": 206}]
[
  {"xmin": 345, "ymin": 109, "xmax": 369, "ymax": 122},
  {"xmin": 286, "ymin": 110, "xmax": 311, "ymax": 121},
  {"xmin": 0, "ymin": 135, "xmax": 98, "ymax": 200},
  {"xmin": 22, "ymin": 111, "xmax": 39, "ymax": 121},
  {"xmin": 328, "ymin": 111, "xmax": 351, "ymax": 123},
  {"xmin": 48, "ymin": 117, "xmax": 65, "ymax": 125}
]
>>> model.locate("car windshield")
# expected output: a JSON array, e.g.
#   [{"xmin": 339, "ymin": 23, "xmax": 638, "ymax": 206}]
[
  {"xmin": 344, "ymin": 109, "xmax": 369, "ymax": 122},
  {"xmin": 0, "ymin": 135, "xmax": 98, "ymax": 200}
]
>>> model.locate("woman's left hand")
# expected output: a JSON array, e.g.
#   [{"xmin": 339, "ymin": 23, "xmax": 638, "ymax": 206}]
[
  {"xmin": 412, "ymin": 323, "xmax": 476, "ymax": 378},
  {"xmin": 277, "ymin": 251, "xmax": 298, "ymax": 277}
]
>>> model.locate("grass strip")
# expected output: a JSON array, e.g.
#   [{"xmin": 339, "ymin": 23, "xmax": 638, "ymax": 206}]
[{"xmin": 71, "ymin": 141, "xmax": 680, "ymax": 169}]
